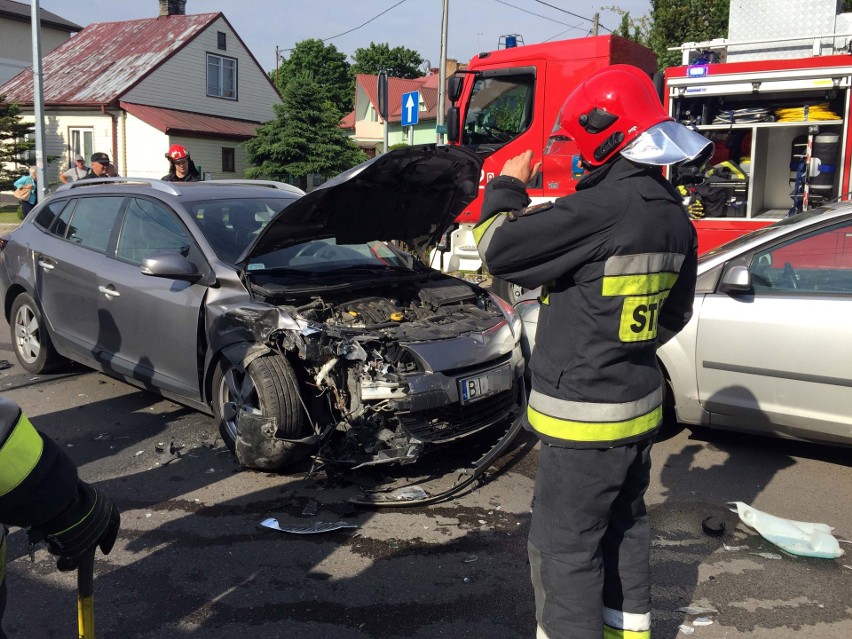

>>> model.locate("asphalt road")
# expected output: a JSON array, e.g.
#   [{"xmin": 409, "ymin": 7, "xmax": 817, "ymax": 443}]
[{"xmin": 0, "ymin": 317, "xmax": 849, "ymax": 638}]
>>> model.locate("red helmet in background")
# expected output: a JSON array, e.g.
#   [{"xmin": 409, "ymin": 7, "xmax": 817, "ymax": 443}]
[
  {"xmin": 167, "ymin": 144, "xmax": 189, "ymax": 161},
  {"xmin": 553, "ymin": 65, "xmax": 672, "ymax": 167}
]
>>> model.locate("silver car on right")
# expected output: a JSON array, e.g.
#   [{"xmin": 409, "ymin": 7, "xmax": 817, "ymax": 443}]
[{"xmin": 657, "ymin": 203, "xmax": 852, "ymax": 446}]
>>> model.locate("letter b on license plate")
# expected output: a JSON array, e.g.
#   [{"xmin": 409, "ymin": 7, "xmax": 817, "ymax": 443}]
[{"xmin": 459, "ymin": 365, "xmax": 511, "ymax": 405}]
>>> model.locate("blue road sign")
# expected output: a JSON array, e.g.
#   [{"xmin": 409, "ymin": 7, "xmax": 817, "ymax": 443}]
[{"xmin": 401, "ymin": 90, "xmax": 419, "ymax": 127}]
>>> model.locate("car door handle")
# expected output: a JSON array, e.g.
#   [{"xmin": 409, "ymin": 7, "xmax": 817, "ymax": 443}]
[
  {"xmin": 37, "ymin": 258, "xmax": 55, "ymax": 271},
  {"xmin": 98, "ymin": 285, "xmax": 120, "ymax": 299}
]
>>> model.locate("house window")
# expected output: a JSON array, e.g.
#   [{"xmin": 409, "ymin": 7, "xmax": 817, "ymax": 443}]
[
  {"xmin": 207, "ymin": 54, "xmax": 237, "ymax": 99},
  {"xmin": 69, "ymin": 127, "xmax": 93, "ymax": 165},
  {"xmin": 217, "ymin": 31, "xmax": 226, "ymax": 50},
  {"xmin": 222, "ymin": 148, "xmax": 235, "ymax": 172}
]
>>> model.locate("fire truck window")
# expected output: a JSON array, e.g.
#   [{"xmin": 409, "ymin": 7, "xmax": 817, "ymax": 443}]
[
  {"xmin": 748, "ymin": 221, "xmax": 852, "ymax": 293},
  {"xmin": 463, "ymin": 74, "xmax": 534, "ymax": 146}
]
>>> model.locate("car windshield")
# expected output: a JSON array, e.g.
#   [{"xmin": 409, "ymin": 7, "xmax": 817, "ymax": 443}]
[
  {"xmin": 245, "ymin": 238, "xmax": 414, "ymax": 274},
  {"xmin": 188, "ymin": 197, "xmax": 296, "ymax": 263}
]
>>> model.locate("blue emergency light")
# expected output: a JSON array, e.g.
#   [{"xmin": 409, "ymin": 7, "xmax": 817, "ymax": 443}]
[{"xmin": 687, "ymin": 65, "xmax": 709, "ymax": 78}]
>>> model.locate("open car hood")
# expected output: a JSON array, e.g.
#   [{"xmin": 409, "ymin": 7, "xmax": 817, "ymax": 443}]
[{"xmin": 242, "ymin": 144, "xmax": 483, "ymax": 261}]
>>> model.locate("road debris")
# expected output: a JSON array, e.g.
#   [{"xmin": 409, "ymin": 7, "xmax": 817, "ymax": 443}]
[
  {"xmin": 302, "ymin": 500, "xmax": 319, "ymax": 517},
  {"xmin": 0, "ymin": 360, "xmax": 12, "ymax": 370},
  {"xmin": 723, "ymin": 543, "xmax": 748, "ymax": 551},
  {"xmin": 693, "ymin": 617, "xmax": 714, "ymax": 626},
  {"xmin": 751, "ymin": 552, "xmax": 783, "ymax": 559},
  {"xmin": 702, "ymin": 516, "xmax": 726, "ymax": 537},
  {"xmin": 677, "ymin": 605, "xmax": 718, "ymax": 615},
  {"xmin": 728, "ymin": 501, "xmax": 844, "ymax": 558},
  {"xmin": 678, "ymin": 625, "xmax": 694, "ymax": 635},
  {"xmin": 392, "ymin": 486, "xmax": 429, "ymax": 501},
  {"xmin": 259, "ymin": 518, "xmax": 358, "ymax": 535}
]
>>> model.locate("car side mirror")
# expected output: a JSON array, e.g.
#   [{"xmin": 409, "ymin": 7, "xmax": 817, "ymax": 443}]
[
  {"xmin": 141, "ymin": 251, "xmax": 201, "ymax": 282},
  {"xmin": 718, "ymin": 264, "xmax": 752, "ymax": 294}
]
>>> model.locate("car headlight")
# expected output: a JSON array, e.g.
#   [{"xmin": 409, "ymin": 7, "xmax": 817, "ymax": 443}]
[{"xmin": 489, "ymin": 291, "xmax": 523, "ymax": 338}]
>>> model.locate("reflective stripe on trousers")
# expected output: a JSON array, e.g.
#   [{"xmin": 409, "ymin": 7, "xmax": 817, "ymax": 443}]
[{"xmin": 529, "ymin": 441, "xmax": 653, "ymax": 639}]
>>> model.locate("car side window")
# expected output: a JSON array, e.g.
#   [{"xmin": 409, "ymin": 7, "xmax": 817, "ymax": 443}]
[
  {"xmin": 116, "ymin": 198, "xmax": 191, "ymax": 265},
  {"xmin": 749, "ymin": 221, "xmax": 852, "ymax": 293},
  {"xmin": 64, "ymin": 196, "xmax": 124, "ymax": 252},
  {"xmin": 33, "ymin": 199, "xmax": 71, "ymax": 231}
]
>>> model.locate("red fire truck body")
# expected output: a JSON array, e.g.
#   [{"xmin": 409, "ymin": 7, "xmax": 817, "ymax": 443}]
[
  {"xmin": 438, "ymin": 35, "xmax": 657, "ymax": 293},
  {"xmin": 665, "ymin": 52, "xmax": 852, "ymax": 253}
]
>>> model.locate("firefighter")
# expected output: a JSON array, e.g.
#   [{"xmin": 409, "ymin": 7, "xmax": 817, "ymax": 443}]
[
  {"xmin": 162, "ymin": 144, "xmax": 201, "ymax": 182},
  {"xmin": 474, "ymin": 65, "xmax": 710, "ymax": 639},
  {"xmin": 0, "ymin": 396, "xmax": 120, "ymax": 637}
]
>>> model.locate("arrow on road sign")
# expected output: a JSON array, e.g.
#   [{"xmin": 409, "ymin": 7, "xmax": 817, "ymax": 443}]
[{"xmin": 401, "ymin": 90, "xmax": 420, "ymax": 127}]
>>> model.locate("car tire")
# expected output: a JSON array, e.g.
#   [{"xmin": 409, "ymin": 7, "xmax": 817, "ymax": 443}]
[
  {"xmin": 492, "ymin": 276, "xmax": 527, "ymax": 304},
  {"xmin": 212, "ymin": 353, "xmax": 312, "ymax": 471},
  {"xmin": 10, "ymin": 292, "xmax": 64, "ymax": 374}
]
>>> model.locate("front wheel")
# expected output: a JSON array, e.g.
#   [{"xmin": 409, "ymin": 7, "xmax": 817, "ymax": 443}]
[
  {"xmin": 212, "ymin": 353, "xmax": 312, "ymax": 471},
  {"xmin": 10, "ymin": 292, "xmax": 65, "ymax": 374}
]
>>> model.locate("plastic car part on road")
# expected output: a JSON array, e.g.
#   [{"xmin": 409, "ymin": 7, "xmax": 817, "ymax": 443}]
[{"xmin": 728, "ymin": 501, "xmax": 844, "ymax": 558}]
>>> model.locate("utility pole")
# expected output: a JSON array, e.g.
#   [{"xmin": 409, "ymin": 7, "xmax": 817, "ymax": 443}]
[
  {"xmin": 592, "ymin": 12, "xmax": 599, "ymax": 36},
  {"xmin": 31, "ymin": 0, "xmax": 47, "ymax": 201},
  {"xmin": 436, "ymin": 0, "xmax": 449, "ymax": 144},
  {"xmin": 275, "ymin": 46, "xmax": 279, "ymax": 93}
]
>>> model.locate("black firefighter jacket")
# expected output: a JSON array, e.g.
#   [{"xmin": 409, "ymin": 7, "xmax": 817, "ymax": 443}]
[{"xmin": 475, "ymin": 157, "xmax": 697, "ymax": 448}]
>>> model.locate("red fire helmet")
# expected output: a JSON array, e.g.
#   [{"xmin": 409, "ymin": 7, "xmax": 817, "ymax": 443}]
[
  {"xmin": 553, "ymin": 64, "xmax": 673, "ymax": 167},
  {"xmin": 167, "ymin": 144, "xmax": 189, "ymax": 161}
]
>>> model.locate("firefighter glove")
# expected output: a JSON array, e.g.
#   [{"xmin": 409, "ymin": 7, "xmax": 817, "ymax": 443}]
[{"xmin": 28, "ymin": 482, "xmax": 120, "ymax": 572}]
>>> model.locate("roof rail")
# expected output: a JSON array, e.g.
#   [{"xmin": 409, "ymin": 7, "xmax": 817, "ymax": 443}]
[
  {"xmin": 197, "ymin": 179, "xmax": 305, "ymax": 195},
  {"xmin": 55, "ymin": 177, "xmax": 181, "ymax": 196}
]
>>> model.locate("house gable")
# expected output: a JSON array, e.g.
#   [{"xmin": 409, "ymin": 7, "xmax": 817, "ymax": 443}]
[{"xmin": 122, "ymin": 15, "xmax": 278, "ymax": 123}]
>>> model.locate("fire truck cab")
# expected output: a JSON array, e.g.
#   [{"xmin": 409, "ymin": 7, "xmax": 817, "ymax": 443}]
[{"xmin": 437, "ymin": 35, "xmax": 657, "ymax": 301}]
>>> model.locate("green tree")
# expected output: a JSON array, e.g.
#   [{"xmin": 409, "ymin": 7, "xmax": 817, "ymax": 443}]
[
  {"xmin": 245, "ymin": 73, "xmax": 366, "ymax": 192},
  {"xmin": 647, "ymin": 0, "xmax": 729, "ymax": 70},
  {"xmin": 0, "ymin": 95, "xmax": 34, "ymax": 191},
  {"xmin": 351, "ymin": 42, "xmax": 424, "ymax": 78},
  {"xmin": 274, "ymin": 39, "xmax": 353, "ymax": 114}
]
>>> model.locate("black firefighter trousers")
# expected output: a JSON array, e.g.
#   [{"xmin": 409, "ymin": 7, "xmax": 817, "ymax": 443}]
[{"xmin": 529, "ymin": 439, "xmax": 653, "ymax": 639}]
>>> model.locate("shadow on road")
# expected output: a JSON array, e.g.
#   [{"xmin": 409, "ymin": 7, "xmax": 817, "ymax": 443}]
[{"xmin": 651, "ymin": 384, "xmax": 848, "ymax": 637}]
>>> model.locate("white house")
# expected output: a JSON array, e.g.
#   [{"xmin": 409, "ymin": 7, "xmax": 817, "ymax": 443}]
[
  {"xmin": 0, "ymin": 0, "xmax": 280, "ymax": 185},
  {"xmin": 0, "ymin": 0, "xmax": 81, "ymax": 86}
]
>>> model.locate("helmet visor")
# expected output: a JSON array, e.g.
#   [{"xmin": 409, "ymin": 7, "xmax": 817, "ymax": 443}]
[{"xmin": 620, "ymin": 121, "xmax": 712, "ymax": 166}]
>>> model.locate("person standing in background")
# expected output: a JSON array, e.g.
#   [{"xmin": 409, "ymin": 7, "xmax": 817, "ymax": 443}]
[
  {"xmin": 59, "ymin": 155, "xmax": 89, "ymax": 184},
  {"xmin": 84, "ymin": 152, "xmax": 114, "ymax": 179},
  {"xmin": 12, "ymin": 168, "xmax": 37, "ymax": 217}
]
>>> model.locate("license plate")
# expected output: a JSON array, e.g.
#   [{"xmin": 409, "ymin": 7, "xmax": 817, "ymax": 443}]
[{"xmin": 459, "ymin": 364, "xmax": 512, "ymax": 405}]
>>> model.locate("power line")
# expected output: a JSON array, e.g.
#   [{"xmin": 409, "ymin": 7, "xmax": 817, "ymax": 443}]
[
  {"xmin": 491, "ymin": 0, "xmax": 579, "ymax": 30},
  {"xmin": 532, "ymin": 0, "xmax": 613, "ymax": 33},
  {"xmin": 542, "ymin": 23, "xmax": 589, "ymax": 42},
  {"xmin": 278, "ymin": 0, "xmax": 410, "ymax": 54}
]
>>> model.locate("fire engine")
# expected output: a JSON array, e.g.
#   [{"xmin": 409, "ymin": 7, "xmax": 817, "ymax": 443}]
[
  {"xmin": 665, "ymin": 0, "xmax": 852, "ymax": 253},
  {"xmin": 436, "ymin": 35, "xmax": 657, "ymax": 302},
  {"xmin": 437, "ymin": 0, "xmax": 852, "ymax": 296}
]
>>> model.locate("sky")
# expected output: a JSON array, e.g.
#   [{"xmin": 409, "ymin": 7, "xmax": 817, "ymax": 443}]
[{"xmin": 35, "ymin": 0, "xmax": 653, "ymax": 73}]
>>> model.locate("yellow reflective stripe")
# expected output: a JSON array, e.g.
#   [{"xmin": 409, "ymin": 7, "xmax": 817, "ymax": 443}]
[
  {"xmin": 602, "ymin": 272, "xmax": 679, "ymax": 297},
  {"xmin": 472, "ymin": 214, "xmax": 501, "ymax": 245},
  {"xmin": 604, "ymin": 626, "xmax": 650, "ymax": 639},
  {"xmin": 527, "ymin": 404, "xmax": 661, "ymax": 442},
  {"xmin": 0, "ymin": 413, "xmax": 44, "ymax": 497}
]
